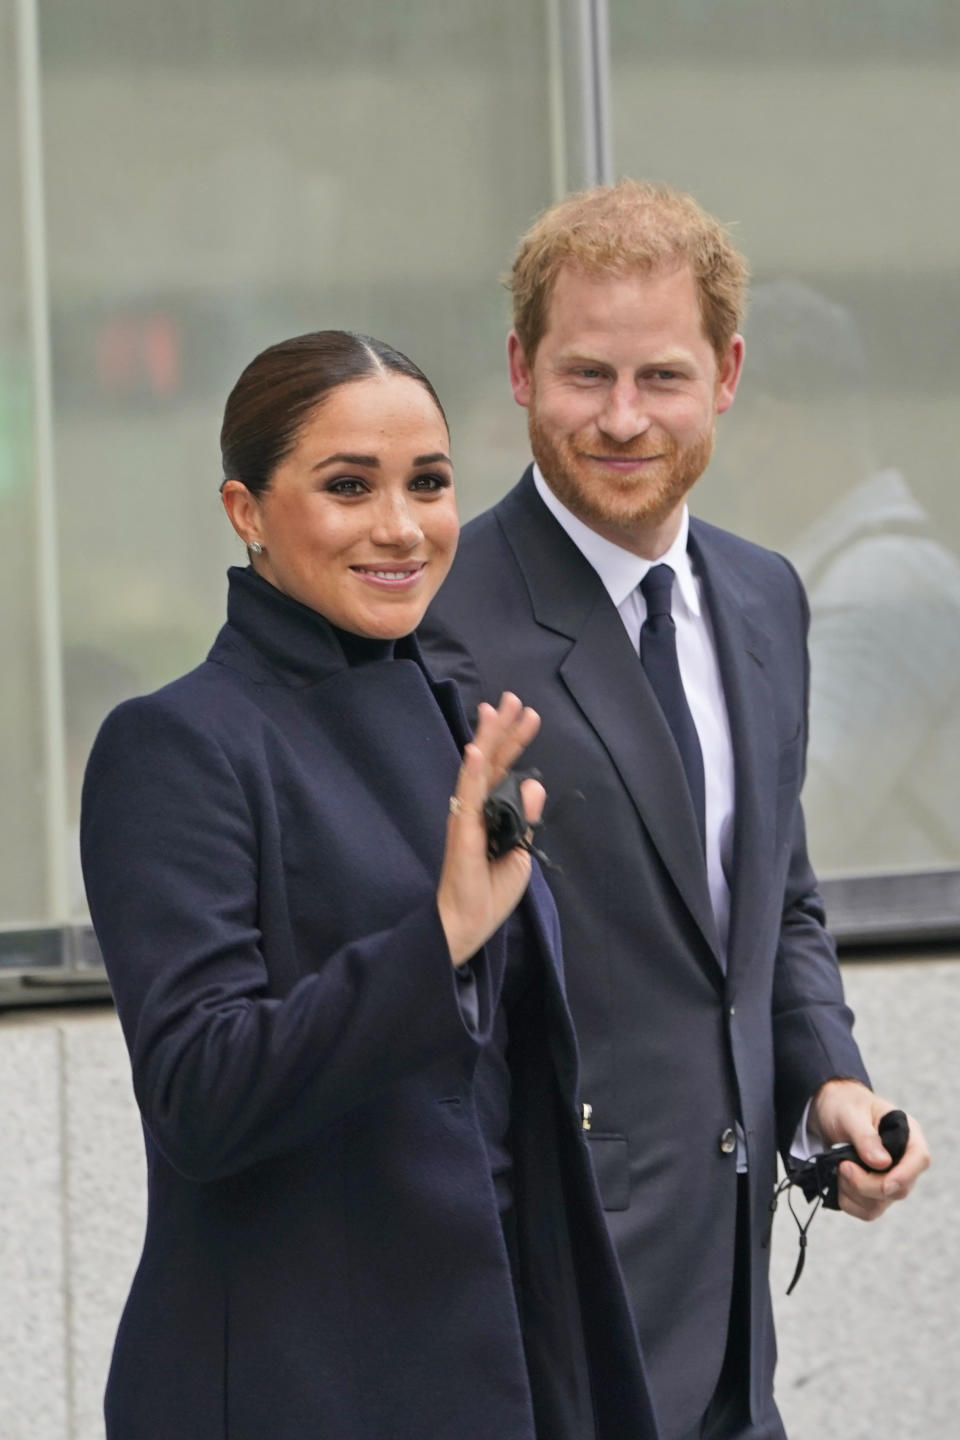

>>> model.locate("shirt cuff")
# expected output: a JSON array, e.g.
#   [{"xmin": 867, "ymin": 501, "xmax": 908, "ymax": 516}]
[{"xmin": 789, "ymin": 1098, "xmax": 819, "ymax": 1160}]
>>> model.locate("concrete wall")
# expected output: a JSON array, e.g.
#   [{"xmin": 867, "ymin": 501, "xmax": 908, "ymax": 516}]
[
  {"xmin": 1, "ymin": 956, "xmax": 956, "ymax": 1440},
  {"xmin": 771, "ymin": 956, "xmax": 959, "ymax": 1438},
  {"xmin": 0, "ymin": 1008, "xmax": 143, "ymax": 1440}
]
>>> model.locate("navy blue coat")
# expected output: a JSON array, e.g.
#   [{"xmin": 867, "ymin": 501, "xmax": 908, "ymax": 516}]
[
  {"xmin": 420, "ymin": 471, "xmax": 871, "ymax": 1439},
  {"xmin": 80, "ymin": 566, "xmax": 659, "ymax": 1440}
]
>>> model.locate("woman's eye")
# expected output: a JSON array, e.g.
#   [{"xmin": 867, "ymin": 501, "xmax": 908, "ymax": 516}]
[
  {"xmin": 326, "ymin": 477, "xmax": 367, "ymax": 496},
  {"xmin": 409, "ymin": 472, "xmax": 452, "ymax": 493}
]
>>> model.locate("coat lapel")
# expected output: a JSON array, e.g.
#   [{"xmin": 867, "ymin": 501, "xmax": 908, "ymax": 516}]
[
  {"xmin": 688, "ymin": 524, "xmax": 780, "ymax": 984},
  {"xmin": 401, "ymin": 632, "xmax": 475, "ymax": 751},
  {"xmin": 499, "ymin": 474, "xmax": 722, "ymax": 969}
]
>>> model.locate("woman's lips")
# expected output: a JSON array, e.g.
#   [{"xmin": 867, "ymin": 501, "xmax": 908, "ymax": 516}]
[{"xmin": 350, "ymin": 562, "xmax": 427, "ymax": 589}]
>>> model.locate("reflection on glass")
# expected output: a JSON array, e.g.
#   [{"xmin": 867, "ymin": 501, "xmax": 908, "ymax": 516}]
[
  {"xmin": 721, "ymin": 282, "xmax": 960, "ymax": 875},
  {"xmin": 8, "ymin": 0, "xmax": 554, "ymax": 926},
  {"xmin": 608, "ymin": 0, "xmax": 960, "ymax": 879}
]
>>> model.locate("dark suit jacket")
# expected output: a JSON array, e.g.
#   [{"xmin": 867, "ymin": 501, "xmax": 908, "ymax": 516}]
[
  {"xmin": 420, "ymin": 471, "xmax": 870, "ymax": 1439},
  {"xmin": 80, "ymin": 565, "xmax": 659, "ymax": 1440}
]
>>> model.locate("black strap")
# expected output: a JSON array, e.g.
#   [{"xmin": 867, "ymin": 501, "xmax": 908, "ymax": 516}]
[{"xmin": 770, "ymin": 1174, "xmax": 823, "ymax": 1295}]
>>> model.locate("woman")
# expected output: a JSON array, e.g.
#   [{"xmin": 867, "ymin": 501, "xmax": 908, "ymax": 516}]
[{"xmin": 81, "ymin": 331, "xmax": 658, "ymax": 1440}]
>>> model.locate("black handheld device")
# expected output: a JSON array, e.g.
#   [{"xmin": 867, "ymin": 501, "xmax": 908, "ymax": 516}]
[
  {"xmin": 482, "ymin": 769, "xmax": 548, "ymax": 861},
  {"xmin": 483, "ymin": 768, "xmax": 567, "ymax": 874},
  {"xmin": 790, "ymin": 1108, "xmax": 909, "ymax": 1210},
  {"xmin": 774, "ymin": 1108, "xmax": 909, "ymax": 1293}
]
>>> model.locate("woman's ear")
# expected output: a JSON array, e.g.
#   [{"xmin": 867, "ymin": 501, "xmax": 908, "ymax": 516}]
[{"xmin": 220, "ymin": 479, "xmax": 263, "ymax": 550}]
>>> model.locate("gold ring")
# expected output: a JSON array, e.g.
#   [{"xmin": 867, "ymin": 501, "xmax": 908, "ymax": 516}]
[{"xmin": 448, "ymin": 796, "xmax": 463, "ymax": 816}]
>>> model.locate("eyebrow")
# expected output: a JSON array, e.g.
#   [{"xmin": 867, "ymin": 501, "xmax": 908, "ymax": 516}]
[
  {"xmin": 558, "ymin": 351, "xmax": 694, "ymax": 369},
  {"xmin": 312, "ymin": 451, "xmax": 452, "ymax": 471},
  {"xmin": 313, "ymin": 452, "xmax": 380, "ymax": 470}
]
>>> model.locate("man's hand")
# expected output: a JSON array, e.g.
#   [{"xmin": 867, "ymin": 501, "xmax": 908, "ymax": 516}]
[{"xmin": 808, "ymin": 1078, "xmax": 931, "ymax": 1221}]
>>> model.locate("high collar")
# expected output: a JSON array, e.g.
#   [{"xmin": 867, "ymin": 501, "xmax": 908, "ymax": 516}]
[{"xmin": 213, "ymin": 566, "xmax": 412, "ymax": 688}]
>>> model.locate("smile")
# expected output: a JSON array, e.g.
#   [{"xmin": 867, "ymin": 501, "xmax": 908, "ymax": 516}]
[
  {"xmin": 585, "ymin": 454, "xmax": 664, "ymax": 466},
  {"xmin": 351, "ymin": 563, "xmax": 426, "ymax": 588}
]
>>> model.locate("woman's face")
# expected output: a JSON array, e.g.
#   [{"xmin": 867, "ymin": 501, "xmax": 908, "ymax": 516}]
[{"xmin": 225, "ymin": 374, "xmax": 458, "ymax": 639}]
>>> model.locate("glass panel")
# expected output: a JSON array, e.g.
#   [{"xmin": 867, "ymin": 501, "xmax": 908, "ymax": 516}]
[
  {"xmin": 609, "ymin": 0, "xmax": 960, "ymax": 878},
  {"xmin": 30, "ymin": 0, "xmax": 553, "ymax": 923},
  {"xmin": 0, "ymin": 0, "xmax": 47, "ymax": 923}
]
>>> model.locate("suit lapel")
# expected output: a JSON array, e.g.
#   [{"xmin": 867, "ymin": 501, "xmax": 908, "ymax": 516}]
[
  {"xmin": 560, "ymin": 613, "xmax": 722, "ymax": 965},
  {"xmin": 689, "ymin": 524, "xmax": 779, "ymax": 984},
  {"xmin": 499, "ymin": 474, "xmax": 722, "ymax": 969}
]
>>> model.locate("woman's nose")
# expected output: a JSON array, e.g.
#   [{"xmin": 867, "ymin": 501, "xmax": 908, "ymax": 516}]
[{"xmin": 371, "ymin": 495, "xmax": 423, "ymax": 549}]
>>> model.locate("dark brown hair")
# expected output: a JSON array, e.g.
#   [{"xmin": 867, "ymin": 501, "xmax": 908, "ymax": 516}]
[{"xmin": 220, "ymin": 330, "xmax": 447, "ymax": 497}]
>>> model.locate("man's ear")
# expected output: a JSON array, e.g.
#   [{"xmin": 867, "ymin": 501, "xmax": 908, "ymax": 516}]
[
  {"xmin": 221, "ymin": 479, "xmax": 263, "ymax": 549},
  {"xmin": 507, "ymin": 331, "xmax": 533, "ymax": 408},
  {"xmin": 715, "ymin": 334, "xmax": 745, "ymax": 415}
]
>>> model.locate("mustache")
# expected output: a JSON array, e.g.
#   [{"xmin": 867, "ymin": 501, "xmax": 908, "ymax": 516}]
[{"xmin": 575, "ymin": 427, "xmax": 675, "ymax": 462}]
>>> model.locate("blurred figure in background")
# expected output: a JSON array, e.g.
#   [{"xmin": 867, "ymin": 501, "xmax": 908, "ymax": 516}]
[{"xmin": 722, "ymin": 280, "xmax": 960, "ymax": 873}]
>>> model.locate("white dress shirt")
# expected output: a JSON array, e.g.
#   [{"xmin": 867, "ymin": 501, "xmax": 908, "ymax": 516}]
[{"xmin": 532, "ymin": 466, "xmax": 735, "ymax": 958}]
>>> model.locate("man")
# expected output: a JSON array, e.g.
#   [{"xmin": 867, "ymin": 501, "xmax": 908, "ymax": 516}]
[{"xmin": 420, "ymin": 181, "xmax": 929, "ymax": 1440}]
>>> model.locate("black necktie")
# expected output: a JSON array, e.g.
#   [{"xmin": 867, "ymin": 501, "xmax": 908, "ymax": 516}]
[{"xmin": 639, "ymin": 564, "xmax": 706, "ymax": 851}]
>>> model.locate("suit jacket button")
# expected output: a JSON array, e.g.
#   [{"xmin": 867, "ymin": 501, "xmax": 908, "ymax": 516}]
[{"xmin": 719, "ymin": 1127, "xmax": 737, "ymax": 1155}]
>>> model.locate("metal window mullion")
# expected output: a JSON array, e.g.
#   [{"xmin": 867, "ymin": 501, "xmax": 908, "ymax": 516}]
[
  {"xmin": 585, "ymin": 0, "xmax": 613, "ymax": 185},
  {"xmin": 17, "ymin": 0, "xmax": 70, "ymax": 923},
  {"xmin": 552, "ymin": 0, "xmax": 613, "ymax": 194}
]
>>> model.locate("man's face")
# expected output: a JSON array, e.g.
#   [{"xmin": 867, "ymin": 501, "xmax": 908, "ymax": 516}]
[{"xmin": 509, "ymin": 263, "xmax": 743, "ymax": 557}]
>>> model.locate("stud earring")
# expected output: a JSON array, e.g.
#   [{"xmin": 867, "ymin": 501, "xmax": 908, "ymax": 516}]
[{"xmin": 250, "ymin": 541, "xmax": 263, "ymax": 555}]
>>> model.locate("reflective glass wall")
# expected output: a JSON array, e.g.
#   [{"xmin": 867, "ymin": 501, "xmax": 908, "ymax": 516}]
[
  {"xmin": 2, "ymin": 0, "xmax": 47, "ymax": 923},
  {"xmin": 5, "ymin": 0, "xmax": 960, "ymax": 945},
  {"xmin": 609, "ymin": 0, "xmax": 960, "ymax": 880},
  {"xmin": 5, "ymin": 0, "xmax": 554, "ymax": 932}
]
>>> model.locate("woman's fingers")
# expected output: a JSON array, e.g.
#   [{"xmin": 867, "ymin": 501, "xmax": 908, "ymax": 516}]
[
  {"xmin": 438, "ymin": 694, "xmax": 546, "ymax": 967},
  {"xmin": 519, "ymin": 776, "xmax": 546, "ymax": 828},
  {"xmin": 472, "ymin": 693, "xmax": 541, "ymax": 785},
  {"xmin": 447, "ymin": 742, "xmax": 488, "ymax": 837}
]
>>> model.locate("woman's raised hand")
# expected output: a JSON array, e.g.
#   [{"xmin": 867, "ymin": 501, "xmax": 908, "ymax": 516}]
[{"xmin": 437, "ymin": 693, "xmax": 546, "ymax": 967}]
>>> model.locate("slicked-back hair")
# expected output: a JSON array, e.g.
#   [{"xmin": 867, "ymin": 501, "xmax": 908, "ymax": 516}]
[{"xmin": 220, "ymin": 330, "xmax": 447, "ymax": 497}]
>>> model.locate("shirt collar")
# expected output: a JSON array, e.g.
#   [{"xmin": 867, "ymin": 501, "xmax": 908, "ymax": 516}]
[{"xmin": 532, "ymin": 463, "xmax": 701, "ymax": 617}]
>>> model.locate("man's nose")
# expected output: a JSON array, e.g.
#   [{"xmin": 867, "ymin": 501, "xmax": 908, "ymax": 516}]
[{"xmin": 597, "ymin": 382, "xmax": 652, "ymax": 445}]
